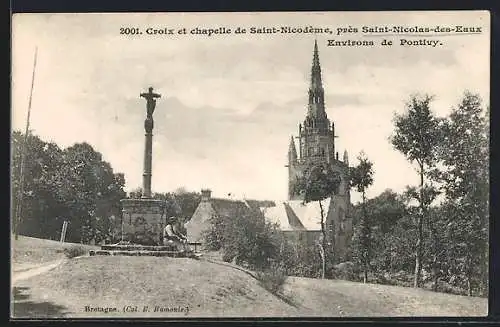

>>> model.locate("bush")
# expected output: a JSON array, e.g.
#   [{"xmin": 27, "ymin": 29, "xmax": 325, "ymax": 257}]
[
  {"xmin": 256, "ymin": 264, "xmax": 287, "ymax": 295},
  {"xmin": 203, "ymin": 207, "xmax": 282, "ymax": 270},
  {"xmin": 63, "ymin": 245, "xmax": 87, "ymax": 258},
  {"xmin": 202, "ymin": 216, "xmax": 225, "ymax": 251}
]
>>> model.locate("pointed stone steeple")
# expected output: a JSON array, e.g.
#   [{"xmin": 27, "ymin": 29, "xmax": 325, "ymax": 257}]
[
  {"xmin": 307, "ymin": 39, "xmax": 326, "ymax": 119},
  {"xmin": 288, "ymin": 136, "xmax": 297, "ymax": 163}
]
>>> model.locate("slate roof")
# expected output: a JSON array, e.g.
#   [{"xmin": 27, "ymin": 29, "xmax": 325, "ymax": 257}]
[
  {"xmin": 186, "ymin": 196, "xmax": 269, "ymax": 242},
  {"xmin": 188, "ymin": 193, "xmax": 330, "ymax": 241},
  {"xmin": 211, "ymin": 198, "xmax": 251, "ymax": 218},
  {"xmin": 244, "ymin": 199, "xmax": 276, "ymax": 211}
]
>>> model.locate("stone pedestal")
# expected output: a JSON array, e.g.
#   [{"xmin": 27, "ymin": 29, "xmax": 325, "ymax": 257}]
[{"xmin": 120, "ymin": 198, "xmax": 165, "ymax": 246}]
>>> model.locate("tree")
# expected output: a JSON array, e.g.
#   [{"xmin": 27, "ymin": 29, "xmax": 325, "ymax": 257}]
[
  {"xmin": 12, "ymin": 132, "xmax": 66, "ymax": 239},
  {"xmin": 173, "ymin": 189, "xmax": 202, "ymax": 222},
  {"xmin": 403, "ymin": 184, "xmax": 440, "ymax": 290},
  {"xmin": 433, "ymin": 91, "xmax": 489, "ymax": 296},
  {"xmin": 293, "ymin": 163, "xmax": 342, "ymax": 279},
  {"xmin": 55, "ymin": 143, "xmax": 118, "ymax": 243},
  {"xmin": 203, "ymin": 206, "xmax": 282, "ymax": 270},
  {"xmin": 151, "ymin": 190, "xmax": 201, "ymax": 223},
  {"xmin": 390, "ymin": 94, "xmax": 442, "ymax": 288},
  {"xmin": 349, "ymin": 151, "xmax": 374, "ymax": 283},
  {"xmin": 11, "ymin": 131, "xmax": 127, "ymax": 244},
  {"xmin": 94, "ymin": 172, "xmax": 126, "ymax": 243},
  {"xmin": 363, "ymin": 190, "xmax": 407, "ymax": 275},
  {"xmin": 280, "ymin": 239, "xmax": 325, "ymax": 279},
  {"xmin": 129, "ymin": 187, "xmax": 143, "ymax": 199}
]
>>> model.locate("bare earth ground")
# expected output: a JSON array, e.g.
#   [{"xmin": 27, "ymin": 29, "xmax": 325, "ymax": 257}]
[{"xmin": 11, "ymin": 236, "xmax": 488, "ymax": 318}]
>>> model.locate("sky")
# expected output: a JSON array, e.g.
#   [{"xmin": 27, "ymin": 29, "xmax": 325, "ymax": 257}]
[{"xmin": 11, "ymin": 12, "xmax": 490, "ymax": 203}]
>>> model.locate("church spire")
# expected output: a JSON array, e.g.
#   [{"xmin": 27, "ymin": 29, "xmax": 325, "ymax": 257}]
[
  {"xmin": 288, "ymin": 136, "xmax": 297, "ymax": 162},
  {"xmin": 311, "ymin": 39, "xmax": 322, "ymax": 89},
  {"xmin": 308, "ymin": 40, "xmax": 326, "ymax": 119}
]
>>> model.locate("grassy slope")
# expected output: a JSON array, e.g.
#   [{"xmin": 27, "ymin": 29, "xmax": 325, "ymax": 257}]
[
  {"xmin": 11, "ymin": 235, "xmax": 98, "ymax": 271},
  {"xmin": 11, "ymin": 236, "xmax": 488, "ymax": 318},
  {"xmin": 282, "ymin": 276, "xmax": 487, "ymax": 317},
  {"xmin": 12, "ymin": 256, "xmax": 488, "ymax": 318},
  {"xmin": 13, "ymin": 256, "xmax": 299, "ymax": 318}
]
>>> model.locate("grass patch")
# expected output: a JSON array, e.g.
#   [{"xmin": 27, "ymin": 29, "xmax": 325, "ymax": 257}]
[{"xmin": 12, "ymin": 235, "xmax": 98, "ymax": 268}]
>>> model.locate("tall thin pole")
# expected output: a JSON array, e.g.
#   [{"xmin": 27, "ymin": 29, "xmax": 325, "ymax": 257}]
[{"xmin": 14, "ymin": 47, "xmax": 38, "ymax": 240}]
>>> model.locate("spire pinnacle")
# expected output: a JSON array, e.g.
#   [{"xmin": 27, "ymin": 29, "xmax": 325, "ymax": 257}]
[
  {"xmin": 311, "ymin": 39, "xmax": 322, "ymax": 89},
  {"xmin": 313, "ymin": 39, "xmax": 319, "ymax": 65},
  {"xmin": 288, "ymin": 136, "xmax": 297, "ymax": 162},
  {"xmin": 343, "ymin": 150, "xmax": 349, "ymax": 165}
]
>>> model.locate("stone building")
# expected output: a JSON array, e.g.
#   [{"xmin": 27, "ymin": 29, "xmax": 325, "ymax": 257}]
[
  {"xmin": 185, "ymin": 189, "xmax": 275, "ymax": 244},
  {"xmin": 264, "ymin": 41, "xmax": 353, "ymax": 256},
  {"xmin": 187, "ymin": 41, "xmax": 353, "ymax": 257}
]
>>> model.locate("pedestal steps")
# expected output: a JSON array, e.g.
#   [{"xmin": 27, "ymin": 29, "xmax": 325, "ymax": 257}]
[
  {"xmin": 89, "ymin": 243, "xmax": 187, "ymax": 257},
  {"xmin": 89, "ymin": 249, "xmax": 185, "ymax": 257}
]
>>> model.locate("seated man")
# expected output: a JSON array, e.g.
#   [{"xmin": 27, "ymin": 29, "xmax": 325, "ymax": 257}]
[{"xmin": 163, "ymin": 216, "xmax": 191, "ymax": 253}]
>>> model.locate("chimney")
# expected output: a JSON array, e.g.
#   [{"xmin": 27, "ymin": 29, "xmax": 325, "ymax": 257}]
[{"xmin": 201, "ymin": 189, "xmax": 212, "ymax": 202}]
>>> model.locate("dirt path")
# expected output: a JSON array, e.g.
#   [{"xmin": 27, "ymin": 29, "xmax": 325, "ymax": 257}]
[{"xmin": 12, "ymin": 259, "xmax": 65, "ymax": 284}]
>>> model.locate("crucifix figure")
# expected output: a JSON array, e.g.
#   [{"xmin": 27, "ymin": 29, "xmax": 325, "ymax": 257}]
[{"xmin": 140, "ymin": 87, "xmax": 161, "ymax": 119}]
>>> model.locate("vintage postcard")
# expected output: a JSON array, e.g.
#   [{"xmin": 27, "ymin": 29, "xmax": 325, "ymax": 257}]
[{"xmin": 11, "ymin": 11, "xmax": 490, "ymax": 319}]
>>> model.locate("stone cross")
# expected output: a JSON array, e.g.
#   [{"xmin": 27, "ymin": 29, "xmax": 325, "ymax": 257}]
[
  {"xmin": 140, "ymin": 87, "xmax": 161, "ymax": 198},
  {"xmin": 140, "ymin": 87, "xmax": 161, "ymax": 119}
]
